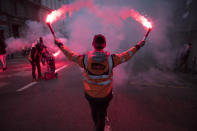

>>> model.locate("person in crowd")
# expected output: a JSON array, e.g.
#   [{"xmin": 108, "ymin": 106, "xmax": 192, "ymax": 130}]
[
  {"xmin": 192, "ymin": 56, "xmax": 196, "ymax": 74},
  {"xmin": 54, "ymin": 34, "xmax": 146, "ymax": 131},
  {"xmin": 28, "ymin": 37, "xmax": 45, "ymax": 80},
  {"xmin": 178, "ymin": 42, "xmax": 192, "ymax": 73},
  {"xmin": 0, "ymin": 35, "xmax": 7, "ymax": 71}
]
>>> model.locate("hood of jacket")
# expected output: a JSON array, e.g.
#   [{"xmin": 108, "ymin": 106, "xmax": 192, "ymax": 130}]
[{"xmin": 90, "ymin": 51, "xmax": 109, "ymax": 62}]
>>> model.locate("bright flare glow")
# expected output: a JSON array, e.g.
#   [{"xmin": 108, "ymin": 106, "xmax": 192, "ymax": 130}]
[
  {"xmin": 45, "ymin": 0, "xmax": 92, "ymax": 24},
  {"xmin": 46, "ymin": 10, "xmax": 63, "ymax": 24},
  {"xmin": 130, "ymin": 9, "xmax": 152, "ymax": 30},
  {"xmin": 53, "ymin": 50, "xmax": 61, "ymax": 57},
  {"xmin": 45, "ymin": 1, "xmax": 153, "ymax": 31}
]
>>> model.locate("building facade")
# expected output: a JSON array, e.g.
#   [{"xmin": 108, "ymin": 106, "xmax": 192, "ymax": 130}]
[{"xmin": 0, "ymin": 0, "xmax": 52, "ymax": 39}]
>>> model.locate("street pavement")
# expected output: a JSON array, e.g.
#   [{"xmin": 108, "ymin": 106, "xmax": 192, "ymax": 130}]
[{"xmin": 0, "ymin": 56, "xmax": 197, "ymax": 131}]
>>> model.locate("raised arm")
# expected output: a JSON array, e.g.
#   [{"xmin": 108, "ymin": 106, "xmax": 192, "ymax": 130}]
[
  {"xmin": 112, "ymin": 40, "xmax": 145, "ymax": 67},
  {"xmin": 54, "ymin": 39, "xmax": 84, "ymax": 68}
]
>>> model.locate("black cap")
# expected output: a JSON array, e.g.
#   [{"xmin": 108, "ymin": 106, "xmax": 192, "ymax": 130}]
[
  {"xmin": 92, "ymin": 34, "xmax": 106, "ymax": 50},
  {"xmin": 39, "ymin": 37, "xmax": 43, "ymax": 44}
]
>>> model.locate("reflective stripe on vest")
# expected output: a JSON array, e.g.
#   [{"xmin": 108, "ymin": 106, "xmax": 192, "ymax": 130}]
[
  {"xmin": 108, "ymin": 56, "xmax": 113, "ymax": 74},
  {"xmin": 121, "ymin": 56, "xmax": 125, "ymax": 63},
  {"xmin": 73, "ymin": 55, "xmax": 77, "ymax": 62},
  {"xmin": 84, "ymin": 77, "xmax": 112, "ymax": 86},
  {"xmin": 64, "ymin": 50, "xmax": 68, "ymax": 55},
  {"xmin": 83, "ymin": 54, "xmax": 113, "ymax": 80},
  {"xmin": 88, "ymin": 74, "xmax": 110, "ymax": 79},
  {"xmin": 84, "ymin": 55, "xmax": 88, "ymax": 69},
  {"xmin": 128, "ymin": 50, "xmax": 133, "ymax": 57}
]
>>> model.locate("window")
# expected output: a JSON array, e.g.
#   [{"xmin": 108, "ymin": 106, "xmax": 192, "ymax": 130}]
[
  {"xmin": 0, "ymin": 30, "xmax": 4, "ymax": 39},
  {"xmin": 12, "ymin": 24, "xmax": 19, "ymax": 38},
  {"xmin": 0, "ymin": 0, "xmax": 1, "ymax": 11},
  {"xmin": 14, "ymin": 1, "xmax": 17, "ymax": 15}
]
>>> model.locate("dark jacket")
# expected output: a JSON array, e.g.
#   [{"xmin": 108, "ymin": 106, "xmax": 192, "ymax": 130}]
[
  {"xmin": 31, "ymin": 43, "xmax": 44, "ymax": 62},
  {"xmin": 0, "ymin": 39, "xmax": 7, "ymax": 54}
]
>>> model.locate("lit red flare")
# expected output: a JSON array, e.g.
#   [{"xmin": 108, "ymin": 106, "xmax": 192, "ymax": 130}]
[
  {"xmin": 45, "ymin": 1, "xmax": 153, "ymax": 31},
  {"xmin": 45, "ymin": 0, "xmax": 153, "ymax": 42},
  {"xmin": 130, "ymin": 9, "xmax": 152, "ymax": 30},
  {"xmin": 46, "ymin": 10, "xmax": 63, "ymax": 24},
  {"xmin": 45, "ymin": 0, "xmax": 92, "ymax": 24}
]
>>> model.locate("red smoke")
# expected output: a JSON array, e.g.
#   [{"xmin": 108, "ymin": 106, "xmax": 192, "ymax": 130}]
[
  {"xmin": 46, "ymin": 0, "xmax": 92, "ymax": 24},
  {"xmin": 130, "ymin": 9, "xmax": 152, "ymax": 30},
  {"xmin": 46, "ymin": 10, "xmax": 63, "ymax": 24},
  {"xmin": 46, "ymin": 0, "xmax": 93, "ymax": 57},
  {"xmin": 120, "ymin": 9, "xmax": 152, "ymax": 30},
  {"xmin": 45, "ymin": 0, "xmax": 152, "ymax": 31},
  {"xmin": 45, "ymin": 1, "xmax": 153, "ymax": 57}
]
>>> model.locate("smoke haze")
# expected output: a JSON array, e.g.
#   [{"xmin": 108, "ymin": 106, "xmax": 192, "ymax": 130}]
[{"xmin": 6, "ymin": 0, "xmax": 183, "ymax": 86}]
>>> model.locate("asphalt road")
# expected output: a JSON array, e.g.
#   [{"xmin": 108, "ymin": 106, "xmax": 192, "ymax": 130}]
[{"xmin": 0, "ymin": 57, "xmax": 197, "ymax": 131}]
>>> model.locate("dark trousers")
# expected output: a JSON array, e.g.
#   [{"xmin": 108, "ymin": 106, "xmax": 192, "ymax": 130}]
[
  {"xmin": 32, "ymin": 61, "xmax": 41, "ymax": 79},
  {"xmin": 85, "ymin": 92, "xmax": 113, "ymax": 131},
  {"xmin": 177, "ymin": 59, "xmax": 188, "ymax": 73}
]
